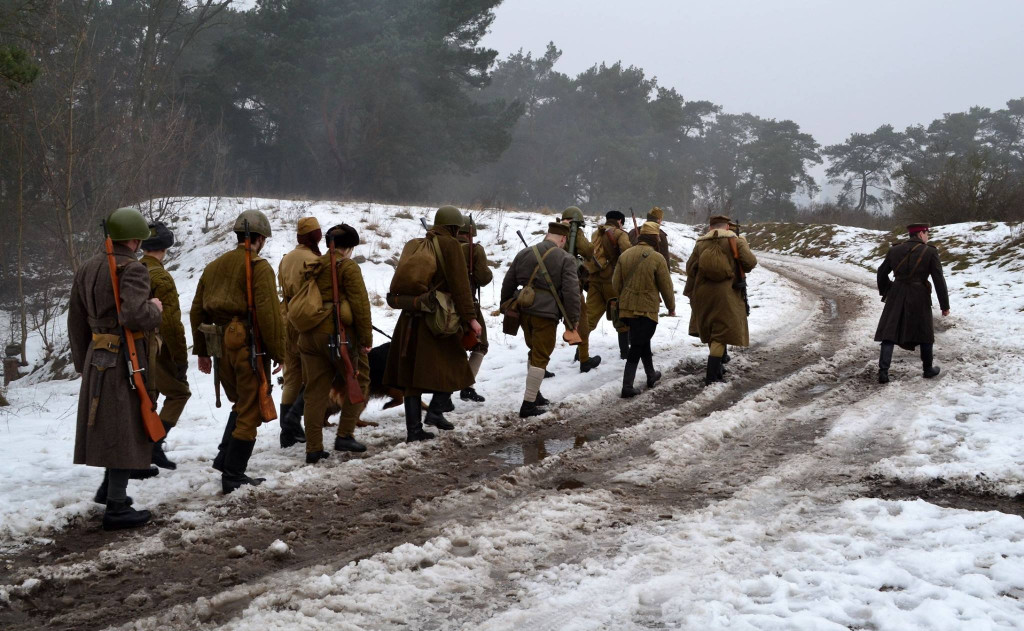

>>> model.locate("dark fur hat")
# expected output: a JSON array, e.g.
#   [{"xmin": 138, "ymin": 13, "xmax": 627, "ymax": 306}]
[
  {"xmin": 326, "ymin": 223, "xmax": 360, "ymax": 249},
  {"xmin": 605, "ymin": 210, "xmax": 626, "ymax": 223},
  {"xmin": 141, "ymin": 221, "xmax": 174, "ymax": 251}
]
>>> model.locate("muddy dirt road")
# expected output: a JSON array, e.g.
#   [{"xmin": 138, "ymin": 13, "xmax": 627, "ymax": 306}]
[{"xmin": 1, "ymin": 259, "xmax": 1015, "ymax": 631}]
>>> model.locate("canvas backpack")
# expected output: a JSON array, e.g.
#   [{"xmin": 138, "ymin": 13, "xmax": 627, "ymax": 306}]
[
  {"xmin": 390, "ymin": 237, "xmax": 439, "ymax": 296},
  {"xmin": 697, "ymin": 232, "xmax": 735, "ymax": 283},
  {"xmin": 287, "ymin": 261, "xmax": 332, "ymax": 333}
]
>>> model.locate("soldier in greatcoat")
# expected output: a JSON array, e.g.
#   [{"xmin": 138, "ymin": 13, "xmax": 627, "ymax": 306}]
[
  {"xmin": 457, "ymin": 218, "xmax": 493, "ymax": 403},
  {"xmin": 874, "ymin": 223, "xmax": 950, "ymax": 383},
  {"xmin": 383, "ymin": 206, "xmax": 480, "ymax": 442},
  {"xmin": 69, "ymin": 207, "xmax": 164, "ymax": 530},
  {"xmin": 584, "ymin": 211, "xmax": 632, "ymax": 359},
  {"xmin": 192, "ymin": 209, "xmax": 286, "ymax": 493},
  {"xmin": 684, "ymin": 215, "xmax": 757, "ymax": 385},
  {"xmin": 276, "ymin": 217, "xmax": 323, "ymax": 447},
  {"xmin": 500, "ymin": 222, "xmax": 581, "ymax": 418},
  {"xmin": 140, "ymin": 222, "xmax": 190, "ymax": 470}
]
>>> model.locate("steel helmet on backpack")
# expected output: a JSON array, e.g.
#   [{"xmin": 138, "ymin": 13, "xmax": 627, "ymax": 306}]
[
  {"xmin": 233, "ymin": 209, "xmax": 273, "ymax": 238},
  {"xmin": 106, "ymin": 208, "xmax": 152, "ymax": 241}
]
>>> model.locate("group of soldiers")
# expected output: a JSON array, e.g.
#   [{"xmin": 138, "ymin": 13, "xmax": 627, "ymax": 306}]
[{"xmin": 85, "ymin": 201, "xmax": 939, "ymax": 533}]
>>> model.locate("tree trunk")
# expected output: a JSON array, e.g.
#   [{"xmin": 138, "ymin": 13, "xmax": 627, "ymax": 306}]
[{"xmin": 17, "ymin": 133, "xmax": 28, "ymax": 365}]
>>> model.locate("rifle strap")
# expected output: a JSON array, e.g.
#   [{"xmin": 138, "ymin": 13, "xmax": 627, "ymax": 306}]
[
  {"xmin": 894, "ymin": 243, "xmax": 923, "ymax": 275},
  {"xmin": 530, "ymin": 245, "xmax": 574, "ymax": 328}
]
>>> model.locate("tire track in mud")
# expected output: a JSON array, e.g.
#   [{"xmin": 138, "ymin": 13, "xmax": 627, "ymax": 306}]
[{"xmin": 0, "ymin": 261, "xmax": 872, "ymax": 631}]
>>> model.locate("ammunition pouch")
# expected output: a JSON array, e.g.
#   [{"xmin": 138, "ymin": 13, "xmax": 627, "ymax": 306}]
[
  {"xmin": 198, "ymin": 323, "xmax": 225, "ymax": 359},
  {"xmin": 90, "ymin": 333, "xmax": 122, "ymax": 354}
]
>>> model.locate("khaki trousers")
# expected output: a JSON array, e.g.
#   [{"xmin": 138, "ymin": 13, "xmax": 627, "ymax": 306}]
[
  {"xmin": 281, "ymin": 321, "xmax": 303, "ymax": 405},
  {"xmin": 153, "ymin": 346, "xmax": 191, "ymax": 426},
  {"xmin": 298, "ymin": 328, "xmax": 370, "ymax": 453},
  {"xmin": 220, "ymin": 319, "xmax": 266, "ymax": 441},
  {"xmin": 521, "ymin": 313, "xmax": 558, "ymax": 369},
  {"xmin": 585, "ymin": 276, "xmax": 628, "ymax": 336}
]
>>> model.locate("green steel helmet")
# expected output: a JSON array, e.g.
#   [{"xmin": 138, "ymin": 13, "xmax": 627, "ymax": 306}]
[
  {"xmin": 458, "ymin": 218, "xmax": 477, "ymax": 236},
  {"xmin": 561, "ymin": 206, "xmax": 584, "ymax": 222},
  {"xmin": 434, "ymin": 205, "xmax": 464, "ymax": 227},
  {"xmin": 106, "ymin": 207, "xmax": 152, "ymax": 241},
  {"xmin": 232, "ymin": 209, "xmax": 273, "ymax": 238}
]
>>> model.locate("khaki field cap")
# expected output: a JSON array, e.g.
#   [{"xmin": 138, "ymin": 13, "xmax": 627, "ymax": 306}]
[
  {"xmin": 640, "ymin": 221, "xmax": 661, "ymax": 236},
  {"xmin": 548, "ymin": 222, "xmax": 571, "ymax": 237},
  {"xmin": 709, "ymin": 214, "xmax": 733, "ymax": 226},
  {"xmin": 297, "ymin": 217, "xmax": 320, "ymax": 236},
  {"xmin": 647, "ymin": 207, "xmax": 664, "ymax": 222}
]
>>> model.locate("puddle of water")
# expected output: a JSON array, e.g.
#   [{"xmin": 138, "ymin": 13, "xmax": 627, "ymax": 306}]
[
  {"xmin": 803, "ymin": 383, "xmax": 829, "ymax": 395},
  {"xmin": 823, "ymin": 298, "xmax": 839, "ymax": 320},
  {"xmin": 491, "ymin": 435, "xmax": 591, "ymax": 466}
]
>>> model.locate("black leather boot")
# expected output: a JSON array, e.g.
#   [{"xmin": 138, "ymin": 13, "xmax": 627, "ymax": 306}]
[
  {"xmin": 334, "ymin": 435, "xmax": 367, "ymax": 452},
  {"xmin": 305, "ymin": 450, "xmax": 330, "ymax": 464},
  {"xmin": 721, "ymin": 348, "xmax": 731, "ymax": 365},
  {"xmin": 102, "ymin": 500, "xmax": 150, "ymax": 531},
  {"xmin": 580, "ymin": 355, "xmax": 602, "ymax": 373},
  {"xmin": 279, "ymin": 393, "xmax": 307, "ymax": 447},
  {"xmin": 544, "ymin": 370, "xmax": 555, "ymax": 378},
  {"xmin": 879, "ymin": 342, "xmax": 894, "ymax": 384},
  {"xmin": 921, "ymin": 343, "xmax": 940, "ymax": 378},
  {"xmin": 152, "ymin": 422, "xmax": 176, "ymax": 470},
  {"xmin": 460, "ymin": 387, "xmax": 485, "ymax": 402},
  {"xmin": 534, "ymin": 391, "xmax": 550, "ymax": 406},
  {"xmin": 618, "ymin": 332, "xmax": 630, "ymax": 360},
  {"xmin": 93, "ymin": 471, "xmax": 133, "ymax": 506},
  {"xmin": 221, "ymin": 437, "xmax": 265, "ymax": 494},
  {"xmin": 425, "ymin": 393, "xmax": 455, "ymax": 430},
  {"xmin": 646, "ymin": 370, "xmax": 662, "ymax": 388},
  {"xmin": 405, "ymin": 394, "xmax": 435, "ymax": 442},
  {"xmin": 705, "ymin": 356, "xmax": 724, "ymax": 386},
  {"xmin": 621, "ymin": 360, "xmax": 641, "ymax": 398},
  {"xmin": 519, "ymin": 400, "xmax": 546, "ymax": 418},
  {"xmin": 129, "ymin": 466, "xmax": 159, "ymax": 479},
  {"xmin": 212, "ymin": 412, "xmax": 238, "ymax": 472}
]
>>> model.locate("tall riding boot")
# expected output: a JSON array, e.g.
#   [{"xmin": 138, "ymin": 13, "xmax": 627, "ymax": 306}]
[
  {"xmin": 921, "ymin": 343, "xmax": 940, "ymax": 378},
  {"xmin": 212, "ymin": 411, "xmax": 238, "ymax": 472},
  {"xmin": 152, "ymin": 422, "xmax": 176, "ymax": 470},
  {"xmin": 425, "ymin": 393, "xmax": 455, "ymax": 430},
  {"xmin": 280, "ymin": 390, "xmax": 307, "ymax": 448},
  {"xmin": 642, "ymin": 355, "xmax": 661, "ymax": 388},
  {"xmin": 93, "ymin": 470, "xmax": 134, "ymax": 506},
  {"xmin": 705, "ymin": 355, "xmax": 724, "ymax": 386},
  {"xmin": 621, "ymin": 360, "xmax": 641, "ymax": 398},
  {"xmin": 617, "ymin": 332, "xmax": 630, "ymax": 360},
  {"xmin": 878, "ymin": 341, "xmax": 894, "ymax": 384},
  {"xmin": 405, "ymin": 393, "xmax": 435, "ymax": 442},
  {"xmin": 221, "ymin": 437, "xmax": 266, "ymax": 494}
]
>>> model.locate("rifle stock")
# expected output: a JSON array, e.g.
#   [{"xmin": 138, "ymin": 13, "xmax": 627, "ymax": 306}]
[
  {"xmin": 102, "ymin": 227, "xmax": 165, "ymax": 442},
  {"xmin": 243, "ymin": 221, "xmax": 277, "ymax": 422},
  {"xmin": 461, "ymin": 214, "xmax": 480, "ymax": 350},
  {"xmin": 630, "ymin": 207, "xmax": 639, "ymax": 233},
  {"xmin": 728, "ymin": 236, "xmax": 751, "ymax": 316},
  {"xmin": 329, "ymin": 241, "xmax": 365, "ymax": 405}
]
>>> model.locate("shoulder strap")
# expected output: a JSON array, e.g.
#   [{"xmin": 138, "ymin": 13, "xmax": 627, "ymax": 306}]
[
  {"xmin": 908, "ymin": 245, "xmax": 929, "ymax": 277},
  {"xmin": 894, "ymin": 243, "xmax": 923, "ymax": 275},
  {"xmin": 529, "ymin": 245, "xmax": 573, "ymax": 326},
  {"xmin": 604, "ymin": 228, "xmax": 620, "ymax": 257},
  {"xmin": 428, "ymin": 236, "xmax": 451, "ymax": 290},
  {"xmin": 525, "ymin": 245, "xmax": 556, "ymax": 288}
]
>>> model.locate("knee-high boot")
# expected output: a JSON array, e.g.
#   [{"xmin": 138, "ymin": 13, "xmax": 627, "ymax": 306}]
[
  {"xmin": 211, "ymin": 411, "xmax": 238, "ymax": 472},
  {"xmin": 405, "ymin": 394, "xmax": 435, "ymax": 442},
  {"xmin": 921, "ymin": 343, "xmax": 940, "ymax": 378}
]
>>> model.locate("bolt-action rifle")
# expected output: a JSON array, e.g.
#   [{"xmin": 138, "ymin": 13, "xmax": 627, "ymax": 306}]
[
  {"xmin": 243, "ymin": 220, "xmax": 277, "ymax": 422},
  {"xmin": 727, "ymin": 235, "xmax": 751, "ymax": 316},
  {"xmin": 102, "ymin": 221, "xmax": 166, "ymax": 442},
  {"xmin": 461, "ymin": 214, "xmax": 480, "ymax": 351},
  {"xmin": 630, "ymin": 207, "xmax": 639, "ymax": 234},
  {"xmin": 328, "ymin": 237, "xmax": 365, "ymax": 405}
]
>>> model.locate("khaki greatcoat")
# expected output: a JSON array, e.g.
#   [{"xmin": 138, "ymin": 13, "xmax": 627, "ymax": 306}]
[
  {"xmin": 684, "ymin": 229, "xmax": 757, "ymax": 346},
  {"xmin": 70, "ymin": 244, "xmax": 163, "ymax": 469}
]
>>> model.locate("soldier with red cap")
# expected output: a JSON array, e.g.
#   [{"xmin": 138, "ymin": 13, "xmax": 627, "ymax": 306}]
[{"xmin": 874, "ymin": 223, "xmax": 950, "ymax": 383}]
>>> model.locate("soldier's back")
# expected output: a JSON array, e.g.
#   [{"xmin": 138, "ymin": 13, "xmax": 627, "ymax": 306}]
[{"xmin": 198, "ymin": 247, "xmax": 250, "ymax": 323}]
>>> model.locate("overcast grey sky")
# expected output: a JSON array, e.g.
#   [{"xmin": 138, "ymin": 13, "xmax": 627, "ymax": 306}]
[{"xmin": 482, "ymin": 0, "xmax": 1024, "ymax": 148}]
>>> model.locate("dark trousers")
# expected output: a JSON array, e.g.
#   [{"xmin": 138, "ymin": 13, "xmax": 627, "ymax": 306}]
[
  {"xmin": 624, "ymin": 316, "xmax": 658, "ymax": 377},
  {"xmin": 879, "ymin": 340, "xmax": 934, "ymax": 369}
]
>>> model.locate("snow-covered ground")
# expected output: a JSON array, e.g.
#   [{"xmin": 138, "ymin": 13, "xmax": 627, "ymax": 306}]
[{"xmin": 2, "ymin": 204, "xmax": 1023, "ymax": 630}]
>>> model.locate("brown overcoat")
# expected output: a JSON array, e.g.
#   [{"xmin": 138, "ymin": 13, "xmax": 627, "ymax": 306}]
[
  {"xmin": 684, "ymin": 229, "xmax": 757, "ymax": 346},
  {"xmin": 69, "ymin": 245, "xmax": 163, "ymax": 469},
  {"xmin": 874, "ymin": 237, "xmax": 949, "ymax": 349},
  {"xmin": 384, "ymin": 227, "xmax": 476, "ymax": 393}
]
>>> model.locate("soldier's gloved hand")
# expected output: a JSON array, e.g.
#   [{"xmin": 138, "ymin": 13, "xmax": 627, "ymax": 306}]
[
  {"xmin": 198, "ymin": 356, "xmax": 212, "ymax": 374},
  {"xmin": 175, "ymin": 363, "xmax": 189, "ymax": 381}
]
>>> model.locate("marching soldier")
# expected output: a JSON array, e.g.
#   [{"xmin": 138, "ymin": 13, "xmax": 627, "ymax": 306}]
[
  {"xmin": 584, "ymin": 210, "xmax": 632, "ymax": 359},
  {"xmin": 384, "ymin": 206, "xmax": 480, "ymax": 441},
  {"xmin": 140, "ymin": 222, "xmax": 191, "ymax": 470},
  {"xmin": 458, "ymin": 218, "xmax": 493, "ymax": 402},
  {"xmin": 615, "ymin": 221, "xmax": 676, "ymax": 397},
  {"xmin": 500, "ymin": 222, "xmax": 581, "ymax": 418},
  {"xmin": 69, "ymin": 207, "xmax": 163, "ymax": 530},
  {"xmin": 684, "ymin": 215, "xmax": 756, "ymax": 385},
  {"xmin": 297, "ymin": 224, "xmax": 372, "ymax": 462},
  {"xmin": 875, "ymin": 223, "xmax": 950, "ymax": 383},
  {"xmin": 561, "ymin": 206, "xmax": 601, "ymax": 373},
  {"xmin": 627, "ymin": 206, "xmax": 671, "ymax": 263},
  {"xmin": 276, "ymin": 217, "xmax": 323, "ymax": 447},
  {"xmin": 192, "ymin": 210, "xmax": 286, "ymax": 493}
]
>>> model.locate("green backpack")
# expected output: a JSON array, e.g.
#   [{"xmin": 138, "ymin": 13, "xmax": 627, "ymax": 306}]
[{"xmin": 286, "ymin": 261, "xmax": 332, "ymax": 333}]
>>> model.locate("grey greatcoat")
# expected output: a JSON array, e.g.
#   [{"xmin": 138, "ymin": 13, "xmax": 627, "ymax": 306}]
[
  {"xmin": 500, "ymin": 239, "xmax": 581, "ymax": 325},
  {"xmin": 69, "ymin": 244, "xmax": 163, "ymax": 469},
  {"xmin": 874, "ymin": 237, "xmax": 950, "ymax": 349}
]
